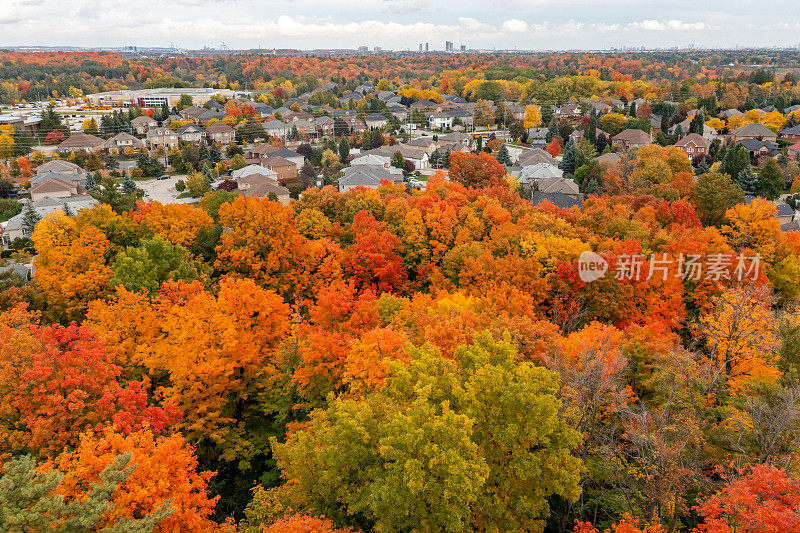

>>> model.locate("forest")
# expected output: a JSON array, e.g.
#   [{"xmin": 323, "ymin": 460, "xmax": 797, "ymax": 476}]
[{"xmin": 3, "ymin": 144, "xmax": 800, "ymax": 531}]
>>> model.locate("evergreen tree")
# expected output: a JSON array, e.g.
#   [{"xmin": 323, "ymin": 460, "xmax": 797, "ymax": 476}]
[
  {"xmin": 122, "ymin": 175, "xmax": 137, "ymax": 194},
  {"xmin": 84, "ymin": 172, "xmax": 97, "ymax": 191},
  {"xmin": 496, "ymin": 145, "xmax": 511, "ymax": 166},
  {"xmin": 721, "ymin": 143, "xmax": 750, "ymax": 178},
  {"xmin": 338, "ymin": 137, "xmax": 350, "ymax": 160},
  {"xmin": 198, "ymin": 142, "xmax": 210, "ymax": 163},
  {"xmin": 560, "ymin": 139, "xmax": 578, "ymax": 175},
  {"xmin": 209, "ymin": 143, "xmax": 222, "ymax": 164},
  {"xmin": 0, "ymin": 454, "xmax": 171, "ymax": 532},
  {"xmin": 391, "ymin": 151, "xmax": 405, "ymax": 169},
  {"xmin": 757, "ymin": 158, "xmax": 783, "ymax": 199},
  {"xmin": 21, "ymin": 201, "xmax": 40, "ymax": 236},
  {"xmin": 430, "ymin": 149, "xmax": 442, "ymax": 169},
  {"xmin": 735, "ymin": 166, "xmax": 758, "ymax": 196},
  {"xmin": 690, "ymin": 110, "xmax": 706, "ymax": 136}
]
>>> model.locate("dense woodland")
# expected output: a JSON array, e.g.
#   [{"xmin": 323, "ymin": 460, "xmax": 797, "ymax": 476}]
[{"xmin": 3, "ymin": 51, "xmax": 800, "ymax": 533}]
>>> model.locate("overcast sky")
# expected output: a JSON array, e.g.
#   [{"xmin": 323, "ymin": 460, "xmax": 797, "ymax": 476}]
[{"xmin": 1, "ymin": 0, "xmax": 799, "ymax": 51}]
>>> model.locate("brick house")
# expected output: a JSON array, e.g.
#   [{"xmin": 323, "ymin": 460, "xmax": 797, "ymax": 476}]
[{"xmin": 674, "ymin": 133, "xmax": 711, "ymax": 159}]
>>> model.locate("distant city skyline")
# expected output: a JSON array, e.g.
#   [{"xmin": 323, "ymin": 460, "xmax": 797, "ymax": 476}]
[{"xmin": 1, "ymin": 0, "xmax": 799, "ymax": 51}]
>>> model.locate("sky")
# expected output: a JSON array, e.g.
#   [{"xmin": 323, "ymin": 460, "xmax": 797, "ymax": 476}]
[{"xmin": 1, "ymin": 0, "xmax": 799, "ymax": 51}]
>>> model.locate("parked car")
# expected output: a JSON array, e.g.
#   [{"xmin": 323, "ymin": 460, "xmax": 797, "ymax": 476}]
[{"xmin": 158, "ymin": 174, "xmax": 170, "ymax": 180}]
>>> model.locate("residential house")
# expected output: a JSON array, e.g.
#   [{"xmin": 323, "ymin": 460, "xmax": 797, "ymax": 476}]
[
  {"xmin": 245, "ymin": 143, "xmax": 281, "ymax": 162},
  {"xmin": 593, "ymin": 152, "xmax": 622, "ymax": 166},
  {"xmin": 261, "ymin": 156, "xmax": 298, "ymax": 183},
  {"xmin": 262, "ymin": 120, "xmax": 288, "ymax": 139},
  {"xmin": 34, "ymin": 160, "xmax": 86, "ymax": 177},
  {"xmin": 788, "ymin": 142, "xmax": 800, "ymax": 160},
  {"xmin": 57, "ymin": 132, "xmax": 105, "ymax": 153},
  {"xmin": 338, "ymin": 165, "xmax": 403, "ymax": 193},
  {"xmin": 236, "ymin": 173, "xmax": 291, "ymax": 204},
  {"xmin": 29, "ymin": 171, "xmax": 85, "ymax": 188},
  {"xmin": 731, "ymin": 123, "xmax": 777, "ymax": 143},
  {"xmin": 341, "ymin": 116, "xmax": 367, "ymax": 135},
  {"xmin": 265, "ymin": 148, "xmax": 304, "ymax": 169},
  {"xmin": 517, "ymin": 163, "xmax": 563, "ymax": 184},
  {"xmin": 103, "ymin": 132, "xmax": 145, "ymax": 152},
  {"xmin": 313, "ymin": 116, "xmax": 334, "ymax": 138},
  {"xmin": 437, "ymin": 132, "xmax": 472, "ymax": 151},
  {"xmin": 177, "ymin": 123, "xmax": 205, "ymax": 144},
  {"xmin": 179, "ymin": 106, "xmax": 207, "ymax": 121},
  {"xmin": 779, "ymin": 125, "xmax": 800, "ymax": 144},
  {"xmin": 197, "ymin": 110, "xmax": 225, "ymax": 125},
  {"xmin": 130, "ymin": 115, "xmax": 158, "ymax": 135},
  {"xmin": 734, "ymin": 138, "xmax": 779, "ymax": 158},
  {"xmin": 364, "ymin": 113, "xmax": 389, "ymax": 129},
  {"xmin": 146, "ymin": 127, "xmax": 179, "ymax": 151},
  {"xmin": 350, "ymin": 154, "xmax": 391, "ymax": 167},
  {"xmin": 3, "ymin": 196, "xmax": 97, "ymax": 242},
  {"xmin": 205, "ymin": 122, "xmax": 235, "ymax": 144},
  {"xmin": 527, "ymin": 127, "xmax": 549, "ymax": 148},
  {"xmin": 428, "ymin": 112, "xmax": 453, "ymax": 129},
  {"xmin": 405, "ymin": 137, "xmax": 438, "ymax": 154},
  {"xmin": 446, "ymin": 108, "xmax": 473, "ymax": 128},
  {"xmin": 674, "ymin": 133, "xmax": 711, "ymax": 160},
  {"xmin": 29, "ymin": 177, "xmax": 86, "ymax": 201},
  {"xmin": 232, "ymin": 164, "xmax": 279, "ymax": 181},
  {"xmin": 363, "ymin": 144, "xmax": 429, "ymax": 169},
  {"xmin": 611, "ymin": 129, "xmax": 652, "ymax": 151}
]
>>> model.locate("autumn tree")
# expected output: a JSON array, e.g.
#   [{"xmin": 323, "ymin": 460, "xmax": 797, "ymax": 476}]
[
  {"xmin": 448, "ymin": 151, "xmax": 506, "ymax": 188},
  {"xmin": 273, "ymin": 334, "xmax": 580, "ymax": 533},
  {"xmin": 0, "ymin": 306, "xmax": 179, "ymax": 456},
  {"xmin": 693, "ymin": 464, "xmax": 800, "ymax": 532},
  {"xmin": 49, "ymin": 427, "xmax": 220, "ymax": 532},
  {"xmin": 32, "ymin": 212, "xmax": 112, "ymax": 322},
  {"xmin": 691, "ymin": 172, "xmax": 745, "ymax": 227},
  {"xmin": 0, "ymin": 453, "xmax": 171, "ymax": 532}
]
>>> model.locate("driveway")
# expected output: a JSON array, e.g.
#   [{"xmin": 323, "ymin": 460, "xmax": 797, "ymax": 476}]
[{"xmin": 137, "ymin": 176, "xmax": 186, "ymax": 205}]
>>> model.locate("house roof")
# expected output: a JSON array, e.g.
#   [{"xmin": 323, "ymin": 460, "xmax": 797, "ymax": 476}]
[
  {"xmin": 612, "ymin": 129, "xmax": 651, "ymax": 144},
  {"xmin": 29, "ymin": 177, "xmax": 82, "ymax": 196},
  {"xmin": 735, "ymin": 138, "xmax": 779, "ymax": 154},
  {"xmin": 594, "ymin": 152, "xmax": 622, "ymax": 166},
  {"xmin": 130, "ymin": 115, "xmax": 157, "ymax": 125},
  {"xmin": 103, "ymin": 132, "xmax": 145, "ymax": 149},
  {"xmin": 734, "ymin": 122, "xmax": 776, "ymax": 138},
  {"xmin": 675, "ymin": 133, "xmax": 711, "ymax": 149},
  {"xmin": 58, "ymin": 132, "xmax": 105, "ymax": 150},
  {"xmin": 775, "ymin": 203, "xmax": 795, "ymax": 217},
  {"xmin": 232, "ymin": 164, "xmax": 279, "ymax": 180},
  {"xmin": 177, "ymin": 123, "xmax": 203, "ymax": 134},
  {"xmin": 34, "ymin": 159, "xmax": 85, "ymax": 175},
  {"xmin": 205, "ymin": 122, "xmax": 234, "ymax": 133},
  {"xmin": 29, "ymin": 171, "xmax": 84, "ymax": 186},
  {"xmin": 531, "ymin": 190, "xmax": 583, "ymax": 209},
  {"xmin": 262, "ymin": 156, "xmax": 296, "ymax": 168},
  {"xmin": 779, "ymin": 125, "xmax": 800, "ymax": 135},
  {"xmin": 364, "ymin": 113, "xmax": 388, "ymax": 122}
]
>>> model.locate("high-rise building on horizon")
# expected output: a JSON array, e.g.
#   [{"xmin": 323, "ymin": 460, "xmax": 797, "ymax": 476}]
[
  {"xmin": 425, "ymin": 42, "xmax": 429, "ymax": 52},
  {"xmin": 445, "ymin": 41, "xmax": 453, "ymax": 52}
]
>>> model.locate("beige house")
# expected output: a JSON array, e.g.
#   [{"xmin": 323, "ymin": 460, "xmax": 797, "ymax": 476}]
[
  {"xmin": 29, "ymin": 177, "xmax": 85, "ymax": 201},
  {"xmin": 146, "ymin": 127, "xmax": 179, "ymax": 150},
  {"xmin": 130, "ymin": 115, "xmax": 158, "ymax": 135},
  {"xmin": 205, "ymin": 122, "xmax": 235, "ymax": 144},
  {"xmin": 611, "ymin": 129, "xmax": 652, "ymax": 151}
]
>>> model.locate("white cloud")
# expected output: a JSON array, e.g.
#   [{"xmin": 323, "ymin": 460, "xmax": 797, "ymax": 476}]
[
  {"xmin": 502, "ymin": 19, "xmax": 529, "ymax": 32},
  {"xmin": 629, "ymin": 19, "xmax": 706, "ymax": 31}
]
